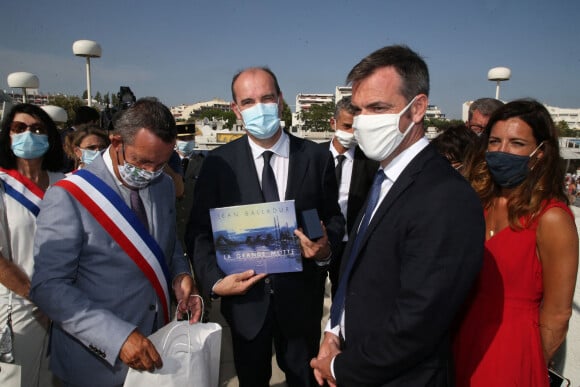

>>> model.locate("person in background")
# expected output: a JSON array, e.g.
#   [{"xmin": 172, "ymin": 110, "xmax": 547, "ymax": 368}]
[
  {"xmin": 431, "ymin": 123, "xmax": 479, "ymax": 175},
  {"xmin": 454, "ymin": 99, "xmax": 578, "ymax": 386},
  {"xmin": 175, "ymin": 125, "xmax": 205, "ymax": 249},
  {"xmin": 30, "ymin": 98, "xmax": 201, "ymax": 387},
  {"xmin": 310, "ymin": 45, "xmax": 484, "ymax": 386},
  {"xmin": 64, "ymin": 125, "xmax": 109, "ymax": 170},
  {"xmin": 187, "ymin": 67, "xmax": 344, "ymax": 386},
  {"xmin": 0, "ymin": 103, "xmax": 64, "ymax": 387},
  {"xmin": 320, "ymin": 96, "xmax": 379, "ymax": 297},
  {"xmin": 467, "ymin": 98, "xmax": 504, "ymax": 136},
  {"xmin": 61, "ymin": 106, "xmax": 101, "ymax": 173}
]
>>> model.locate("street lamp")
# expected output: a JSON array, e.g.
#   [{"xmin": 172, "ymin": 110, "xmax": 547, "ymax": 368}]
[
  {"xmin": 41, "ymin": 105, "xmax": 68, "ymax": 124},
  {"xmin": 7, "ymin": 72, "xmax": 39, "ymax": 103},
  {"xmin": 72, "ymin": 39, "xmax": 101, "ymax": 107},
  {"xmin": 487, "ymin": 67, "xmax": 511, "ymax": 100}
]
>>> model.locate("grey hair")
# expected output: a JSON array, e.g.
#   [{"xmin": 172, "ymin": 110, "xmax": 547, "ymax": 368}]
[{"xmin": 468, "ymin": 98, "xmax": 504, "ymax": 121}]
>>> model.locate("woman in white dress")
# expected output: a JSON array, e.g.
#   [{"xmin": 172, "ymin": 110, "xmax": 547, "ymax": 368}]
[{"xmin": 0, "ymin": 103, "xmax": 65, "ymax": 387}]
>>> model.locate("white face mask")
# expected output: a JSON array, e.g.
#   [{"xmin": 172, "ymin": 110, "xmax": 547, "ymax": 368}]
[
  {"xmin": 334, "ymin": 128, "xmax": 357, "ymax": 149},
  {"xmin": 353, "ymin": 96, "xmax": 417, "ymax": 162}
]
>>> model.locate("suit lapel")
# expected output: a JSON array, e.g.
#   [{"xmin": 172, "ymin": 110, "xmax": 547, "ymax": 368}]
[
  {"xmin": 237, "ymin": 137, "xmax": 266, "ymax": 202},
  {"xmin": 350, "ymin": 145, "xmax": 436, "ymax": 259},
  {"xmin": 285, "ymin": 134, "xmax": 308, "ymax": 200}
]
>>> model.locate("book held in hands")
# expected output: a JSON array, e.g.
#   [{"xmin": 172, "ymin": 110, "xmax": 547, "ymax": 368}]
[{"xmin": 209, "ymin": 200, "xmax": 303, "ymax": 274}]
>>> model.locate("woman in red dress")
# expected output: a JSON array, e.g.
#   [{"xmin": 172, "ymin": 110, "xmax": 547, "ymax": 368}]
[{"xmin": 454, "ymin": 99, "xmax": 578, "ymax": 386}]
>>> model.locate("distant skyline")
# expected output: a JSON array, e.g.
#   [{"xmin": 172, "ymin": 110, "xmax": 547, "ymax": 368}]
[{"xmin": 1, "ymin": 0, "xmax": 579, "ymax": 119}]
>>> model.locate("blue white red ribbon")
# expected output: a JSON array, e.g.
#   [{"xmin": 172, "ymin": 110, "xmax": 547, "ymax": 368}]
[
  {"xmin": 0, "ymin": 167, "xmax": 44, "ymax": 216},
  {"xmin": 55, "ymin": 169, "xmax": 171, "ymax": 323}
]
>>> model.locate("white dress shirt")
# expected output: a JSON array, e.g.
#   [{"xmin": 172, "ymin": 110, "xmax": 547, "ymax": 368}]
[{"xmin": 329, "ymin": 141, "xmax": 355, "ymax": 242}]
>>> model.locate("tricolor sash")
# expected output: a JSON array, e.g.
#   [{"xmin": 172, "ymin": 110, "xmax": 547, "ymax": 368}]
[
  {"xmin": 0, "ymin": 167, "xmax": 44, "ymax": 216},
  {"xmin": 55, "ymin": 169, "xmax": 171, "ymax": 323}
]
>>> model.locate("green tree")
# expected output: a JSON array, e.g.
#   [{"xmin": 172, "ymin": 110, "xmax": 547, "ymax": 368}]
[
  {"xmin": 82, "ymin": 89, "xmax": 88, "ymax": 100},
  {"xmin": 556, "ymin": 120, "xmax": 576, "ymax": 137},
  {"xmin": 111, "ymin": 93, "xmax": 119, "ymax": 107},
  {"xmin": 47, "ymin": 94, "xmax": 87, "ymax": 128},
  {"xmin": 103, "ymin": 92, "xmax": 110, "ymax": 106},
  {"xmin": 281, "ymin": 100, "xmax": 292, "ymax": 129},
  {"xmin": 192, "ymin": 107, "xmax": 237, "ymax": 126},
  {"xmin": 299, "ymin": 101, "xmax": 335, "ymax": 132},
  {"xmin": 94, "ymin": 91, "xmax": 102, "ymax": 104},
  {"xmin": 424, "ymin": 118, "xmax": 464, "ymax": 131}
]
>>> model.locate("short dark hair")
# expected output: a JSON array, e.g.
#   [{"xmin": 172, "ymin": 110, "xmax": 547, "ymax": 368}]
[
  {"xmin": 468, "ymin": 98, "xmax": 504, "ymax": 121},
  {"xmin": 334, "ymin": 96, "xmax": 354, "ymax": 118},
  {"xmin": 112, "ymin": 97, "xmax": 176, "ymax": 144},
  {"xmin": 347, "ymin": 45, "xmax": 429, "ymax": 102},
  {"xmin": 0, "ymin": 103, "xmax": 64, "ymax": 171},
  {"xmin": 74, "ymin": 106, "xmax": 100, "ymax": 126},
  {"xmin": 231, "ymin": 67, "xmax": 281, "ymax": 103}
]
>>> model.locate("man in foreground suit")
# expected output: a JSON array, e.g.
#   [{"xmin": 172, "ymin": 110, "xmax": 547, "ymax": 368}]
[
  {"xmin": 31, "ymin": 98, "xmax": 201, "ymax": 387},
  {"xmin": 321, "ymin": 96, "xmax": 379, "ymax": 297},
  {"xmin": 310, "ymin": 45, "xmax": 484, "ymax": 386},
  {"xmin": 187, "ymin": 67, "xmax": 344, "ymax": 387}
]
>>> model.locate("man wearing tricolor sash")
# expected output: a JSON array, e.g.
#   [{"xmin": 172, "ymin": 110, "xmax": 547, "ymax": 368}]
[{"xmin": 30, "ymin": 98, "xmax": 201, "ymax": 387}]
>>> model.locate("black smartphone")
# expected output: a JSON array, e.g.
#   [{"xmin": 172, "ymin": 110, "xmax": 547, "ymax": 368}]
[
  {"xmin": 300, "ymin": 209, "xmax": 324, "ymax": 241},
  {"xmin": 548, "ymin": 368, "xmax": 569, "ymax": 387}
]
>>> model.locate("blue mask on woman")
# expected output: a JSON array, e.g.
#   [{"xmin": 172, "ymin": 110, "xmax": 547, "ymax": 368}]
[
  {"xmin": 11, "ymin": 131, "xmax": 49, "ymax": 159},
  {"xmin": 485, "ymin": 143, "xmax": 543, "ymax": 188},
  {"xmin": 176, "ymin": 140, "xmax": 195, "ymax": 157},
  {"xmin": 240, "ymin": 103, "xmax": 280, "ymax": 140},
  {"xmin": 81, "ymin": 149, "xmax": 100, "ymax": 165}
]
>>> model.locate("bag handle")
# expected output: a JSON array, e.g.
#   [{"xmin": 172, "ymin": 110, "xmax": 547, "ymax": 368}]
[{"xmin": 162, "ymin": 294, "xmax": 205, "ymax": 351}]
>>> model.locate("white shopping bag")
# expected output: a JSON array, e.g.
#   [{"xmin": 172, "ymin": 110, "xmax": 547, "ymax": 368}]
[{"xmin": 124, "ymin": 320, "xmax": 222, "ymax": 387}]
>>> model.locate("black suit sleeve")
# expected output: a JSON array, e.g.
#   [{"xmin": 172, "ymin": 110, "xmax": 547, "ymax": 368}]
[{"xmin": 185, "ymin": 153, "xmax": 227, "ymax": 298}]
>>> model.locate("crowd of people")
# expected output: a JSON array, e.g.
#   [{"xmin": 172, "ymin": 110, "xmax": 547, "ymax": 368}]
[{"xmin": 0, "ymin": 43, "xmax": 577, "ymax": 387}]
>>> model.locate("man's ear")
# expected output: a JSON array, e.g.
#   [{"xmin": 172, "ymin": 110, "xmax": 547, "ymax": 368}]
[
  {"xmin": 411, "ymin": 94, "xmax": 428, "ymax": 123},
  {"xmin": 231, "ymin": 101, "xmax": 242, "ymax": 120},
  {"xmin": 329, "ymin": 117, "xmax": 336, "ymax": 130},
  {"xmin": 109, "ymin": 134, "xmax": 122, "ymax": 150}
]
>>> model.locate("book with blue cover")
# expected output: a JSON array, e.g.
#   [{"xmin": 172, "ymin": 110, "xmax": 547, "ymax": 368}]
[{"xmin": 209, "ymin": 200, "xmax": 303, "ymax": 274}]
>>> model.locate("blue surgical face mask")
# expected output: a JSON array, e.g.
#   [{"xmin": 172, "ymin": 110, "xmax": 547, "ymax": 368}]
[
  {"xmin": 11, "ymin": 131, "xmax": 49, "ymax": 159},
  {"xmin": 81, "ymin": 149, "xmax": 100, "ymax": 165},
  {"xmin": 485, "ymin": 143, "xmax": 543, "ymax": 188},
  {"xmin": 176, "ymin": 140, "xmax": 195, "ymax": 157},
  {"xmin": 240, "ymin": 102, "xmax": 280, "ymax": 140}
]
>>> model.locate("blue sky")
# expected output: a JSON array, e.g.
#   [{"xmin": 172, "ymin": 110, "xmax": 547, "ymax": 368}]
[{"xmin": 1, "ymin": 0, "xmax": 579, "ymax": 119}]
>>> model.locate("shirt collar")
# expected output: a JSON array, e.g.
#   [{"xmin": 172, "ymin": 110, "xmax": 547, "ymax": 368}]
[
  {"xmin": 248, "ymin": 130, "xmax": 290, "ymax": 160},
  {"xmin": 329, "ymin": 141, "xmax": 355, "ymax": 161},
  {"xmin": 382, "ymin": 136, "xmax": 429, "ymax": 183}
]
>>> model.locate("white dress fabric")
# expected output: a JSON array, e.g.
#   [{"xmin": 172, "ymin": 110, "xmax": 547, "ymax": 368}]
[{"xmin": 0, "ymin": 170, "xmax": 63, "ymax": 387}]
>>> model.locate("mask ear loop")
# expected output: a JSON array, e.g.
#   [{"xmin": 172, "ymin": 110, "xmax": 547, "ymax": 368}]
[{"xmin": 529, "ymin": 141, "xmax": 545, "ymax": 171}]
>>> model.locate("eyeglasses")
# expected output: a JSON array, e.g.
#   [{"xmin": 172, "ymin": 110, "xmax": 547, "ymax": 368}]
[
  {"xmin": 122, "ymin": 144, "xmax": 166, "ymax": 173},
  {"xmin": 10, "ymin": 121, "xmax": 47, "ymax": 135},
  {"xmin": 80, "ymin": 144, "xmax": 106, "ymax": 151}
]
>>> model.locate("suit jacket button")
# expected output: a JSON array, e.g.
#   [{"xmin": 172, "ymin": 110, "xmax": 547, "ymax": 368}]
[{"xmin": 149, "ymin": 304, "xmax": 156, "ymax": 311}]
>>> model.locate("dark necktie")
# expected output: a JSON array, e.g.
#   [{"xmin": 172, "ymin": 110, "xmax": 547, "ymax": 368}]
[
  {"xmin": 261, "ymin": 151, "xmax": 280, "ymax": 202},
  {"xmin": 330, "ymin": 170, "xmax": 386, "ymax": 326},
  {"xmin": 181, "ymin": 157, "xmax": 190, "ymax": 173},
  {"xmin": 335, "ymin": 154, "xmax": 347, "ymax": 189},
  {"xmin": 130, "ymin": 188, "xmax": 149, "ymax": 232}
]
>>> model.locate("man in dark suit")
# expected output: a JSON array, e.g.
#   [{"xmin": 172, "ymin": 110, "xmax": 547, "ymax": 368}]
[
  {"xmin": 187, "ymin": 67, "xmax": 344, "ymax": 387},
  {"xmin": 310, "ymin": 45, "xmax": 484, "ymax": 386},
  {"xmin": 320, "ymin": 96, "xmax": 379, "ymax": 297}
]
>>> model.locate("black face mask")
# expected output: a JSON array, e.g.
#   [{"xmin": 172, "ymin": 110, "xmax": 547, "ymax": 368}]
[{"xmin": 485, "ymin": 143, "xmax": 543, "ymax": 188}]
